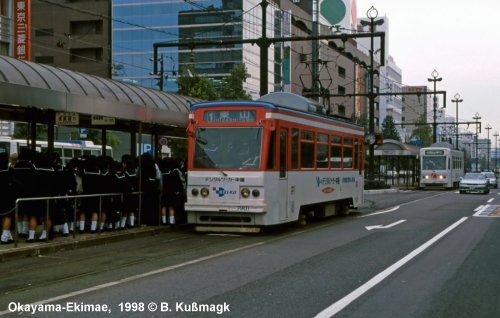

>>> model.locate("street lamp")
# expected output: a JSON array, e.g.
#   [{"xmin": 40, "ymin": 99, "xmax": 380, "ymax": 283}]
[
  {"xmin": 361, "ymin": 6, "xmax": 384, "ymax": 183},
  {"xmin": 451, "ymin": 93, "xmax": 463, "ymax": 150},
  {"xmin": 473, "ymin": 113, "xmax": 481, "ymax": 172},
  {"xmin": 427, "ymin": 70, "xmax": 443, "ymax": 143},
  {"xmin": 486, "ymin": 124, "xmax": 492, "ymax": 171},
  {"xmin": 494, "ymin": 131, "xmax": 499, "ymax": 172}
]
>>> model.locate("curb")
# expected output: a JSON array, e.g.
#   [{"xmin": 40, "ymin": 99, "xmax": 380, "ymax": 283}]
[
  {"xmin": 364, "ymin": 188, "xmax": 400, "ymax": 194},
  {"xmin": 0, "ymin": 226, "xmax": 173, "ymax": 263}
]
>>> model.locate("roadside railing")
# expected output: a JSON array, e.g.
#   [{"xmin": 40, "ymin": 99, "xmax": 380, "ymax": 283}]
[{"xmin": 13, "ymin": 192, "xmax": 142, "ymax": 248}]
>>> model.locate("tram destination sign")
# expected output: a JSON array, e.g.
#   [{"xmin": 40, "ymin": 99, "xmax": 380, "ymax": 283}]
[
  {"xmin": 425, "ymin": 150, "xmax": 445, "ymax": 155},
  {"xmin": 204, "ymin": 110, "xmax": 256, "ymax": 123}
]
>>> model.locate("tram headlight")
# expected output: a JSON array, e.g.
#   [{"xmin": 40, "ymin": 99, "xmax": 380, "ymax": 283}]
[
  {"xmin": 252, "ymin": 189, "xmax": 260, "ymax": 198},
  {"xmin": 200, "ymin": 187, "xmax": 210, "ymax": 197},
  {"xmin": 191, "ymin": 188, "xmax": 199, "ymax": 196},
  {"xmin": 241, "ymin": 188, "xmax": 250, "ymax": 198}
]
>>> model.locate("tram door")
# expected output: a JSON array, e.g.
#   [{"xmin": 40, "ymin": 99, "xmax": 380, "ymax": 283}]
[{"xmin": 279, "ymin": 128, "xmax": 288, "ymax": 221}]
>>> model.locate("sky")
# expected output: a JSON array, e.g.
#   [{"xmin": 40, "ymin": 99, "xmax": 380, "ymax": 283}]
[{"xmin": 355, "ymin": 0, "xmax": 500, "ymax": 140}]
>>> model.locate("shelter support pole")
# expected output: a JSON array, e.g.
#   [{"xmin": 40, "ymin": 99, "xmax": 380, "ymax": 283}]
[
  {"xmin": 47, "ymin": 113, "xmax": 55, "ymax": 155},
  {"xmin": 101, "ymin": 128, "xmax": 107, "ymax": 156},
  {"xmin": 29, "ymin": 120, "xmax": 36, "ymax": 151},
  {"xmin": 130, "ymin": 122, "xmax": 137, "ymax": 159}
]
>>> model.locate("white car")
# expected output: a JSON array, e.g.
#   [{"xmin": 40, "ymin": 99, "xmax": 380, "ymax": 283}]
[
  {"xmin": 481, "ymin": 172, "xmax": 498, "ymax": 188},
  {"xmin": 459, "ymin": 173, "xmax": 490, "ymax": 194}
]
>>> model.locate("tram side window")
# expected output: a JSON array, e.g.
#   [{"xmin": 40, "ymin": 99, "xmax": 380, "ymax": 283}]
[
  {"xmin": 316, "ymin": 133, "xmax": 329, "ymax": 169},
  {"xmin": 330, "ymin": 135, "xmax": 342, "ymax": 169},
  {"xmin": 300, "ymin": 130, "xmax": 314, "ymax": 168},
  {"xmin": 343, "ymin": 137, "xmax": 353, "ymax": 168},
  {"xmin": 267, "ymin": 131, "xmax": 276, "ymax": 170},
  {"xmin": 291, "ymin": 128, "xmax": 299, "ymax": 169},
  {"xmin": 279, "ymin": 130, "xmax": 287, "ymax": 177}
]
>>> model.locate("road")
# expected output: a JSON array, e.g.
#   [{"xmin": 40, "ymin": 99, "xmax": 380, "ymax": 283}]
[{"xmin": 1, "ymin": 189, "xmax": 499, "ymax": 317}]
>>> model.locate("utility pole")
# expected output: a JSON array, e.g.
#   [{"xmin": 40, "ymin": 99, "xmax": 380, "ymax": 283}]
[
  {"xmin": 451, "ymin": 93, "xmax": 463, "ymax": 150},
  {"xmin": 494, "ymin": 131, "xmax": 499, "ymax": 172},
  {"xmin": 486, "ymin": 124, "xmax": 491, "ymax": 171},
  {"xmin": 427, "ymin": 70, "xmax": 443, "ymax": 143},
  {"xmin": 473, "ymin": 113, "xmax": 481, "ymax": 172},
  {"xmin": 359, "ymin": 6, "xmax": 384, "ymax": 183},
  {"xmin": 311, "ymin": 0, "xmax": 320, "ymax": 102}
]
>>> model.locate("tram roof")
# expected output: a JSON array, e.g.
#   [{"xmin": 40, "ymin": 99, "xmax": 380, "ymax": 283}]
[{"xmin": 0, "ymin": 55, "xmax": 202, "ymax": 129}]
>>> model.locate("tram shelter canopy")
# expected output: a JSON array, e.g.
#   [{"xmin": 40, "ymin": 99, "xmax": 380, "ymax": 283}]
[
  {"xmin": 0, "ymin": 55, "xmax": 201, "ymax": 136},
  {"xmin": 373, "ymin": 139, "xmax": 422, "ymax": 188}
]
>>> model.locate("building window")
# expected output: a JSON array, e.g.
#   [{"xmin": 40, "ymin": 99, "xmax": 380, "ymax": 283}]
[
  {"xmin": 35, "ymin": 28, "xmax": 54, "ymax": 37},
  {"xmin": 0, "ymin": 42, "xmax": 8, "ymax": 56},
  {"xmin": 337, "ymin": 85, "xmax": 346, "ymax": 95},
  {"xmin": 70, "ymin": 48, "xmax": 103, "ymax": 62},
  {"xmin": 70, "ymin": 20, "xmax": 103, "ymax": 35},
  {"xmin": 35, "ymin": 56, "xmax": 55, "ymax": 64},
  {"xmin": 338, "ymin": 105, "xmax": 346, "ymax": 117},
  {"xmin": 338, "ymin": 66, "xmax": 346, "ymax": 78}
]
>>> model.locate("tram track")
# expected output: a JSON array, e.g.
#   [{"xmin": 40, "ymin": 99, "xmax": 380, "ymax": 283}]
[{"xmin": 0, "ymin": 231, "xmax": 262, "ymax": 305}]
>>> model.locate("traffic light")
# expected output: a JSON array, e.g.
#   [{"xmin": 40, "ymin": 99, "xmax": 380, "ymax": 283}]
[{"xmin": 375, "ymin": 133, "xmax": 383, "ymax": 145}]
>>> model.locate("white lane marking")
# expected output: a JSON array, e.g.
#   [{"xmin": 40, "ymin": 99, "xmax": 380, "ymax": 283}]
[
  {"xmin": 315, "ymin": 217, "xmax": 468, "ymax": 318},
  {"xmin": 487, "ymin": 198, "xmax": 494, "ymax": 203},
  {"xmin": 365, "ymin": 219, "xmax": 406, "ymax": 231},
  {"xmin": 473, "ymin": 205, "xmax": 490, "ymax": 217},
  {"xmin": 359, "ymin": 206, "xmax": 400, "ymax": 217},
  {"xmin": 360, "ymin": 193, "xmax": 447, "ymax": 218},
  {"xmin": 474, "ymin": 205, "xmax": 485, "ymax": 212},
  {"xmin": 0, "ymin": 242, "xmax": 265, "ymax": 316}
]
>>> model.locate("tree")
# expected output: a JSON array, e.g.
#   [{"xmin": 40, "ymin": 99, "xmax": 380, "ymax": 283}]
[
  {"xmin": 220, "ymin": 64, "xmax": 251, "ymax": 100},
  {"xmin": 84, "ymin": 129, "xmax": 121, "ymax": 150},
  {"xmin": 410, "ymin": 114, "xmax": 433, "ymax": 147},
  {"xmin": 177, "ymin": 64, "xmax": 251, "ymax": 101},
  {"xmin": 177, "ymin": 66, "xmax": 218, "ymax": 100},
  {"xmin": 381, "ymin": 115, "xmax": 401, "ymax": 141},
  {"xmin": 13, "ymin": 122, "xmax": 47, "ymax": 140}
]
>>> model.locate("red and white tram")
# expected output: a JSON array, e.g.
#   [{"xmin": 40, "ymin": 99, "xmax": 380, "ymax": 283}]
[{"xmin": 185, "ymin": 92, "xmax": 365, "ymax": 232}]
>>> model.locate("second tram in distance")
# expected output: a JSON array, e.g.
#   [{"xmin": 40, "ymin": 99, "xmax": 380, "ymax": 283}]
[
  {"xmin": 185, "ymin": 92, "xmax": 365, "ymax": 233},
  {"xmin": 419, "ymin": 143, "xmax": 464, "ymax": 189}
]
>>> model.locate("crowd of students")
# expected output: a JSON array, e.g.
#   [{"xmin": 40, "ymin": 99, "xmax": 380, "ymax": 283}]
[{"xmin": 0, "ymin": 150, "xmax": 185, "ymax": 244}]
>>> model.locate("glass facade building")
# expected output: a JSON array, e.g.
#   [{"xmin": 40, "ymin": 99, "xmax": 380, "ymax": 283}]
[{"xmin": 112, "ymin": 0, "xmax": 279, "ymax": 98}]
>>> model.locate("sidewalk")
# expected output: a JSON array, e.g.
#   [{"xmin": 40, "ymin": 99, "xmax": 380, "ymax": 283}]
[{"xmin": 0, "ymin": 225, "xmax": 173, "ymax": 262}]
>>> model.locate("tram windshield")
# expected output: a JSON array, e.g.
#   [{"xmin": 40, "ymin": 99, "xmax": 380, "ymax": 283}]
[
  {"xmin": 422, "ymin": 155, "xmax": 446, "ymax": 170},
  {"xmin": 193, "ymin": 127, "xmax": 262, "ymax": 169}
]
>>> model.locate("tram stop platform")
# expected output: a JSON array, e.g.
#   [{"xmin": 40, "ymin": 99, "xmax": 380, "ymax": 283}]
[{"xmin": 0, "ymin": 225, "xmax": 175, "ymax": 263}]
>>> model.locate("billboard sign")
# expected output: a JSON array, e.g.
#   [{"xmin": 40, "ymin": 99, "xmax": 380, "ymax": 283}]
[{"xmin": 14, "ymin": 0, "xmax": 31, "ymax": 60}]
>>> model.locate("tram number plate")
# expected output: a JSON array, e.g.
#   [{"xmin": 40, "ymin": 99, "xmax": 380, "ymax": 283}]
[{"xmin": 237, "ymin": 206, "xmax": 251, "ymax": 212}]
